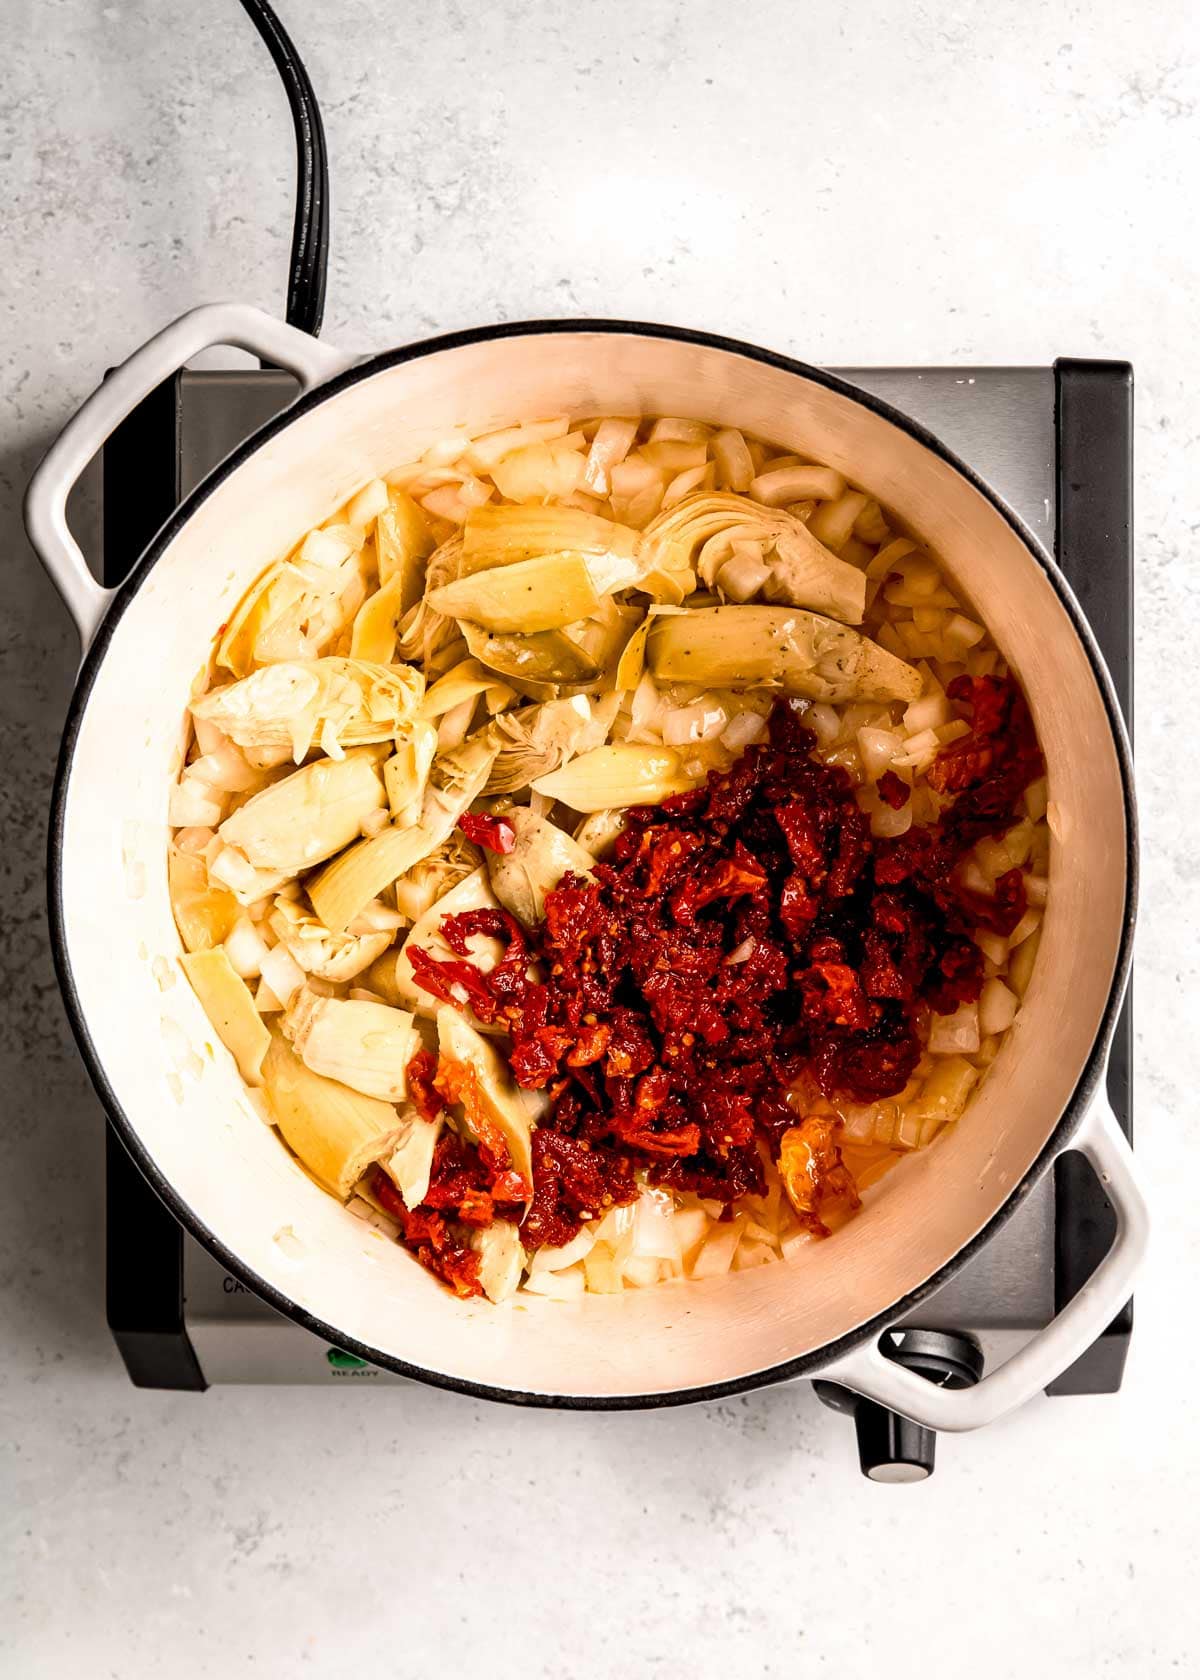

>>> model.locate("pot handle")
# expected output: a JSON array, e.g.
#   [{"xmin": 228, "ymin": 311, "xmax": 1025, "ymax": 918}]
[
  {"xmin": 24, "ymin": 303, "xmax": 356, "ymax": 653},
  {"xmin": 819, "ymin": 1088, "xmax": 1147, "ymax": 1432}
]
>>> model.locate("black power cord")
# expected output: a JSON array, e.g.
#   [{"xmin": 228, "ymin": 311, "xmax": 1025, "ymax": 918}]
[{"xmin": 237, "ymin": 0, "xmax": 330, "ymax": 337}]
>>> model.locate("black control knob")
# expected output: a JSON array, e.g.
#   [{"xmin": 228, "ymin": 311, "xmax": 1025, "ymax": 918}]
[{"xmin": 814, "ymin": 1328, "xmax": 984, "ymax": 1483}]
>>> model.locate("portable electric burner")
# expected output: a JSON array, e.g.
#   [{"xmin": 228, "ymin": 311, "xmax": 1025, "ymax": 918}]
[{"xmin": 100, "ymin": 358, "xmax": 1133, "ymax": 1479}]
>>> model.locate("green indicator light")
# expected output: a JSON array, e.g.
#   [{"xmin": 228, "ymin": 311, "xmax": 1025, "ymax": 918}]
[{"xmin": 326, "ymin": 1347, "xmax": 368, "ymax": 1369}]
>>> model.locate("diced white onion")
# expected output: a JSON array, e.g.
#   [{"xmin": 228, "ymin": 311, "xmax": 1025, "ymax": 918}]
[
  {"xmin": 662, "ymin": 700, "xmax": 727, "ymax": 746},
  {"xmin": 259, "ymin": 942, "xmax": 305, "ymax": 1010},
  {"xmin": 808, "ymin": 703, "xmax": 841, "ymax": 747},
  {"xmin": 225, "ymin": 915, "xmax": 271, "ymax": 980},
  {"xmin": 856, "ymin": 726, "xmax": 904, "ymax": 780},
  {"xmin": 345, "ymin": 478, "xmax": 388, "ymax": 528},
  {"xmin": 528, "ymin": 1227, "xmax": 596, "ymax": 1274},
  {"xmin": 174, "ymin": 825, "xmax": 215, "ymax": 856},
  {"xmin": 192, "ymin": 716, "xmax": 228, "ymax": 755},
  {"xmin": 168, "ymin": 779, "xmax": 225, "ymax": 828},
  {"xmin": 903, "ymin": 693, "xmax": 953, "ymax": 734},
  {"xmin": 928, "ymin": 1002, "xmax": 981, "ymax": 1055},
  {"xmin": 725, "ymin": 937, "xmax": 757, "ymax": 965},
  {"xmin": 188, "ymin": 743, "xmax": 259, "ymax": 793},
  {"xmin": 720, "ymin": 711, "xmax": 767, "ymax": 752},
  {"xmin": 979, "ymin": 978, "xmax": 1019, "ymax": 1036},
  {"xmin": 521, "ymin": 1264, "xmax": 586, "ymax": 1299},
  {"xmin": 348, "ymin": 899, "xmax": 409, "ymax": 933},
  {"xmin": 1024, "ymin": 874, "xmax": 1049, "ymax": 907},
  {"xmin": 632, "ymin": 1190, "xmax": 682, "ymax": 1262}
]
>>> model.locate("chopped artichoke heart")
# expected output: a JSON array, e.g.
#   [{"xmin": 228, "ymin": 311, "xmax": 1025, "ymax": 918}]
[
  {"xmin": 269, "ymin": 898, "xmax": 392, "ymax": 982},
  {"xmin": 392, "ymin": 866, "xmax": 504, "ymax": 1019},
  {"xmin": 375, "ymin": 486, "xmax": 434, "ymax": 600},
  {"xmin": 646, "ymin": 606, "xmax": 922, "ymax": 704},
  {"xmin": 419, "ymin": 658, "xmax": 509, "ymax": 720},
  {"xmin": 531, "ymin": 744, "xmax": 700, "ymax": 813},
  {"xmin": 383, "ymin": 1108, "xmax": 443, "ymax": 1209},
  {"xmin": 193, "ymin": 658, "xmax": 423, "ymax": 762},
  {"xmin": 180, "ymin": 946, "xmax": 271, "ymax": 1085},
  {"xmin": 284, "ymin": 989, "xmax": 418, "ymax": 1102},
  {"xmin": 310, "ymin": 731, "xmax": 499, "ymax": 933},
  {"xmin": 471, "ymin": 1219, "xmax": 526, "ymax": 1304},
  {"xmin": 218, "ymin": 749, "xmax": 386, "ymax": 874},
  {"xmin": 436, "ymin": 1006, "xmax": 534, "ymax": 1192},
  {"xmin": 485, "ymin": 808, "xmax": 596, "ymax": 926},
  {"xmin": 169, "ymin": 847, "xmax": 238, "ymax": 952},
  {"xmin": 427, "ymin": 552, "xmax": 601, "ymax": 634},
  {"xmin": 461, "ymin": 623, "xmax": 600, "ymax": 690},
  {"xmin": 349, "ymin": 571, "xmax": 406, "ymax": 664},
  {"xmin": 643, "ymin": 493, "xmax": 866, "ymax": 624},
  {"xmin": 383, "ymin": 719, "xmax": 439, "ymax": 824},
  {"xmin": 308, "ymin": 825, "xmax": 439, "ymax": 936},
  {"xmin": 484, "ymin": 696, "xmax": 595, "ymax": 794},
  {"xmin": 261, "ymin": 1035, "xmax": 406, "ymax": 1199},
  {"xmin": 461, "ymin": 503, "xmax": 641, "ymax": 566}
]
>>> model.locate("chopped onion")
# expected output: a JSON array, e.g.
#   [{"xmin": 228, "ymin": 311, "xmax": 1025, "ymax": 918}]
[
  {"xmin": 902, "ymin": 693, "xmax": 952, "ymax": 734},
  {"xmin": 1008, "ymin": 908, "xmax": 1041, "ymax": 947},
  {"xmin": 346, "ymin": 478, "xmax": 388, "ymax": 528},
  {"xmin": 662, "ymin": 462, "xmax": 715, "ymax": 508},
  {"xmin": 581, "ymin": 417, "xmax": 638, "ymax": 496},
  {"xmin": 720, "ymin": 711, "xmax": 767, "ymax": 752},
  {"xmin": 192, "ymin": 715, "xmax": 228, "ymax": 755},
  {"xmin": 662, "ymin": 699, "xmax": 727, "ymax": 746},
  {"xmin": 871, "ymin": 799, "xmax": 912, "ymax": 838},
  {"xmin": 259, "ymin": 942, "xmax": 305, "ymax": 1010},
  {"xmin": 225, "ymin": 915, "xmax": 271, "ymax": 980},
  {"xmin": 632, "ymin": 1190, "xmax": 681, "ymax": 1262},
  {"xmin": 463, "ymin": 417, "xmax": 570, "ymax": 472},
  {"xmin": 208, "ymin": 844, "xmax": 265, "ymax": 897},
  {"xmin": 174, "ymin": 825, "xmax": 215, "ymax": 856},
  {"xmin": 254, "ymin": 976, "xmax": 283, "ymax": 1014},
  {"xmin": 839, "ymin": 1103, "xmax": 878, "ymax": 1143},
  {"xmin": 648, "ymin": 418, "xmax": 713, "ymax": 446},
  {"xmin": 168, "ymin": 778, "xmax": 225, "ymax": 828},
  {"xmin": 529, "ymin": 1227, "xmax": 596, "ymax": 1274},
  {"xmin": 725, "ymin": 936, "xmax": 757, "ymax": 965},
  {"xmin": 944, "ymin": 613, "xmax": 986, "ymax": 652},
  {"xmin": 928, "ymin": 1002, "xmax": 981, "ymax": 1055},
  {"xmin": 710, "ymin": 428, "xmax": 755, "ymax": 493},
  {"xmin": 690, "ymin": 1216, "xmax": 746, "ymax": 1279},
  {"xmin": 715, "ymin": 546, "xmax": 770, "ymax": 603},
  {"xmin": 620, "ymin": 1255, "xmax": 668, "ymax": 1289},
  {"xmin": 300, "ymin": 524, "xmax": 360, "ymax": 570},
  {"xmin": 807, "ymin": 703, "xmax": 841, "ymax": 747},
  {"xmin": 979, "ymin": 977, "xmax": 1019, "ymax": 1036},
  {"xmin": 522, "ymin": 1263, "xmax": 586, "ymax": 1299},
  {"xmin": 1024, "ymin": 873, "xmax": 1049, "ymax": 907},
  {"xmin": 973, "ymin": 928, "xmax": 1008, "ymax": 967},
  {"xmin": 856, "ymin": 726, "xmax": 904, "ymax": 780},
  {"xmin": 347, "ymin": 899, "xmax": 408, "ymax": 934},
  {"xmin": 1023, "ymin": 777, "xmax": 1049, "ymax": 822}
]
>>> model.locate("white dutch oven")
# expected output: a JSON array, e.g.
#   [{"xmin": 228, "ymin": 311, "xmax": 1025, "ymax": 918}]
[{"xmin": 28, "ymin": 304, "xmax": 1146, "ymax": 1424}]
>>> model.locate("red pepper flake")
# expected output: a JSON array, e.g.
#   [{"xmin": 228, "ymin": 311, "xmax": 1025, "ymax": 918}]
[
  {"xmin": 401, "ymin": 682, "xmax": 1042, "ymax": 1284},
  {"xmin": 458, "ymin": 811, "xmax": 516, "ymax": 853}
]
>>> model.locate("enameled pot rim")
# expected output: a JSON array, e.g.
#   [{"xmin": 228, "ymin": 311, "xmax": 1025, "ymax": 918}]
[{"xmin": 48, "ymin": 318, "xmax": 1139, "ymax": 1407}]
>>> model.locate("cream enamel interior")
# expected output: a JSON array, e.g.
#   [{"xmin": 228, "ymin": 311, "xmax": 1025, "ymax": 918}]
[{"xmin": 59, "ymin": 331, "xmax": 1127, "ymax": 1398}]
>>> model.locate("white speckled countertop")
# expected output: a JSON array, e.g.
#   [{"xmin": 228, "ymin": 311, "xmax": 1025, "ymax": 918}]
[{"xmin": 3, "ymin": 1, "xmax": 1199, "ymax": 1673}]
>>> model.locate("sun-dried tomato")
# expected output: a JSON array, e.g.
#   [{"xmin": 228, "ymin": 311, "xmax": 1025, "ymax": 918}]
[
  {"xmin": 406, "ymin": 1049, "xmax": 445, "ymax": 1122},
  {"xmin": 371, "ymin": 1170, "xmax": 483, "ymax": 1298},
  {"xmin": 402, "ymin": 681, "xmax": 1042, "ymax": 1284},
  {"xmin": 457, "ymin": 811, "xmax": 516, "ymax": 853},
  {"xmin": 877, "ymin": 770, "xmax": 911, "ymax": 809}
]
